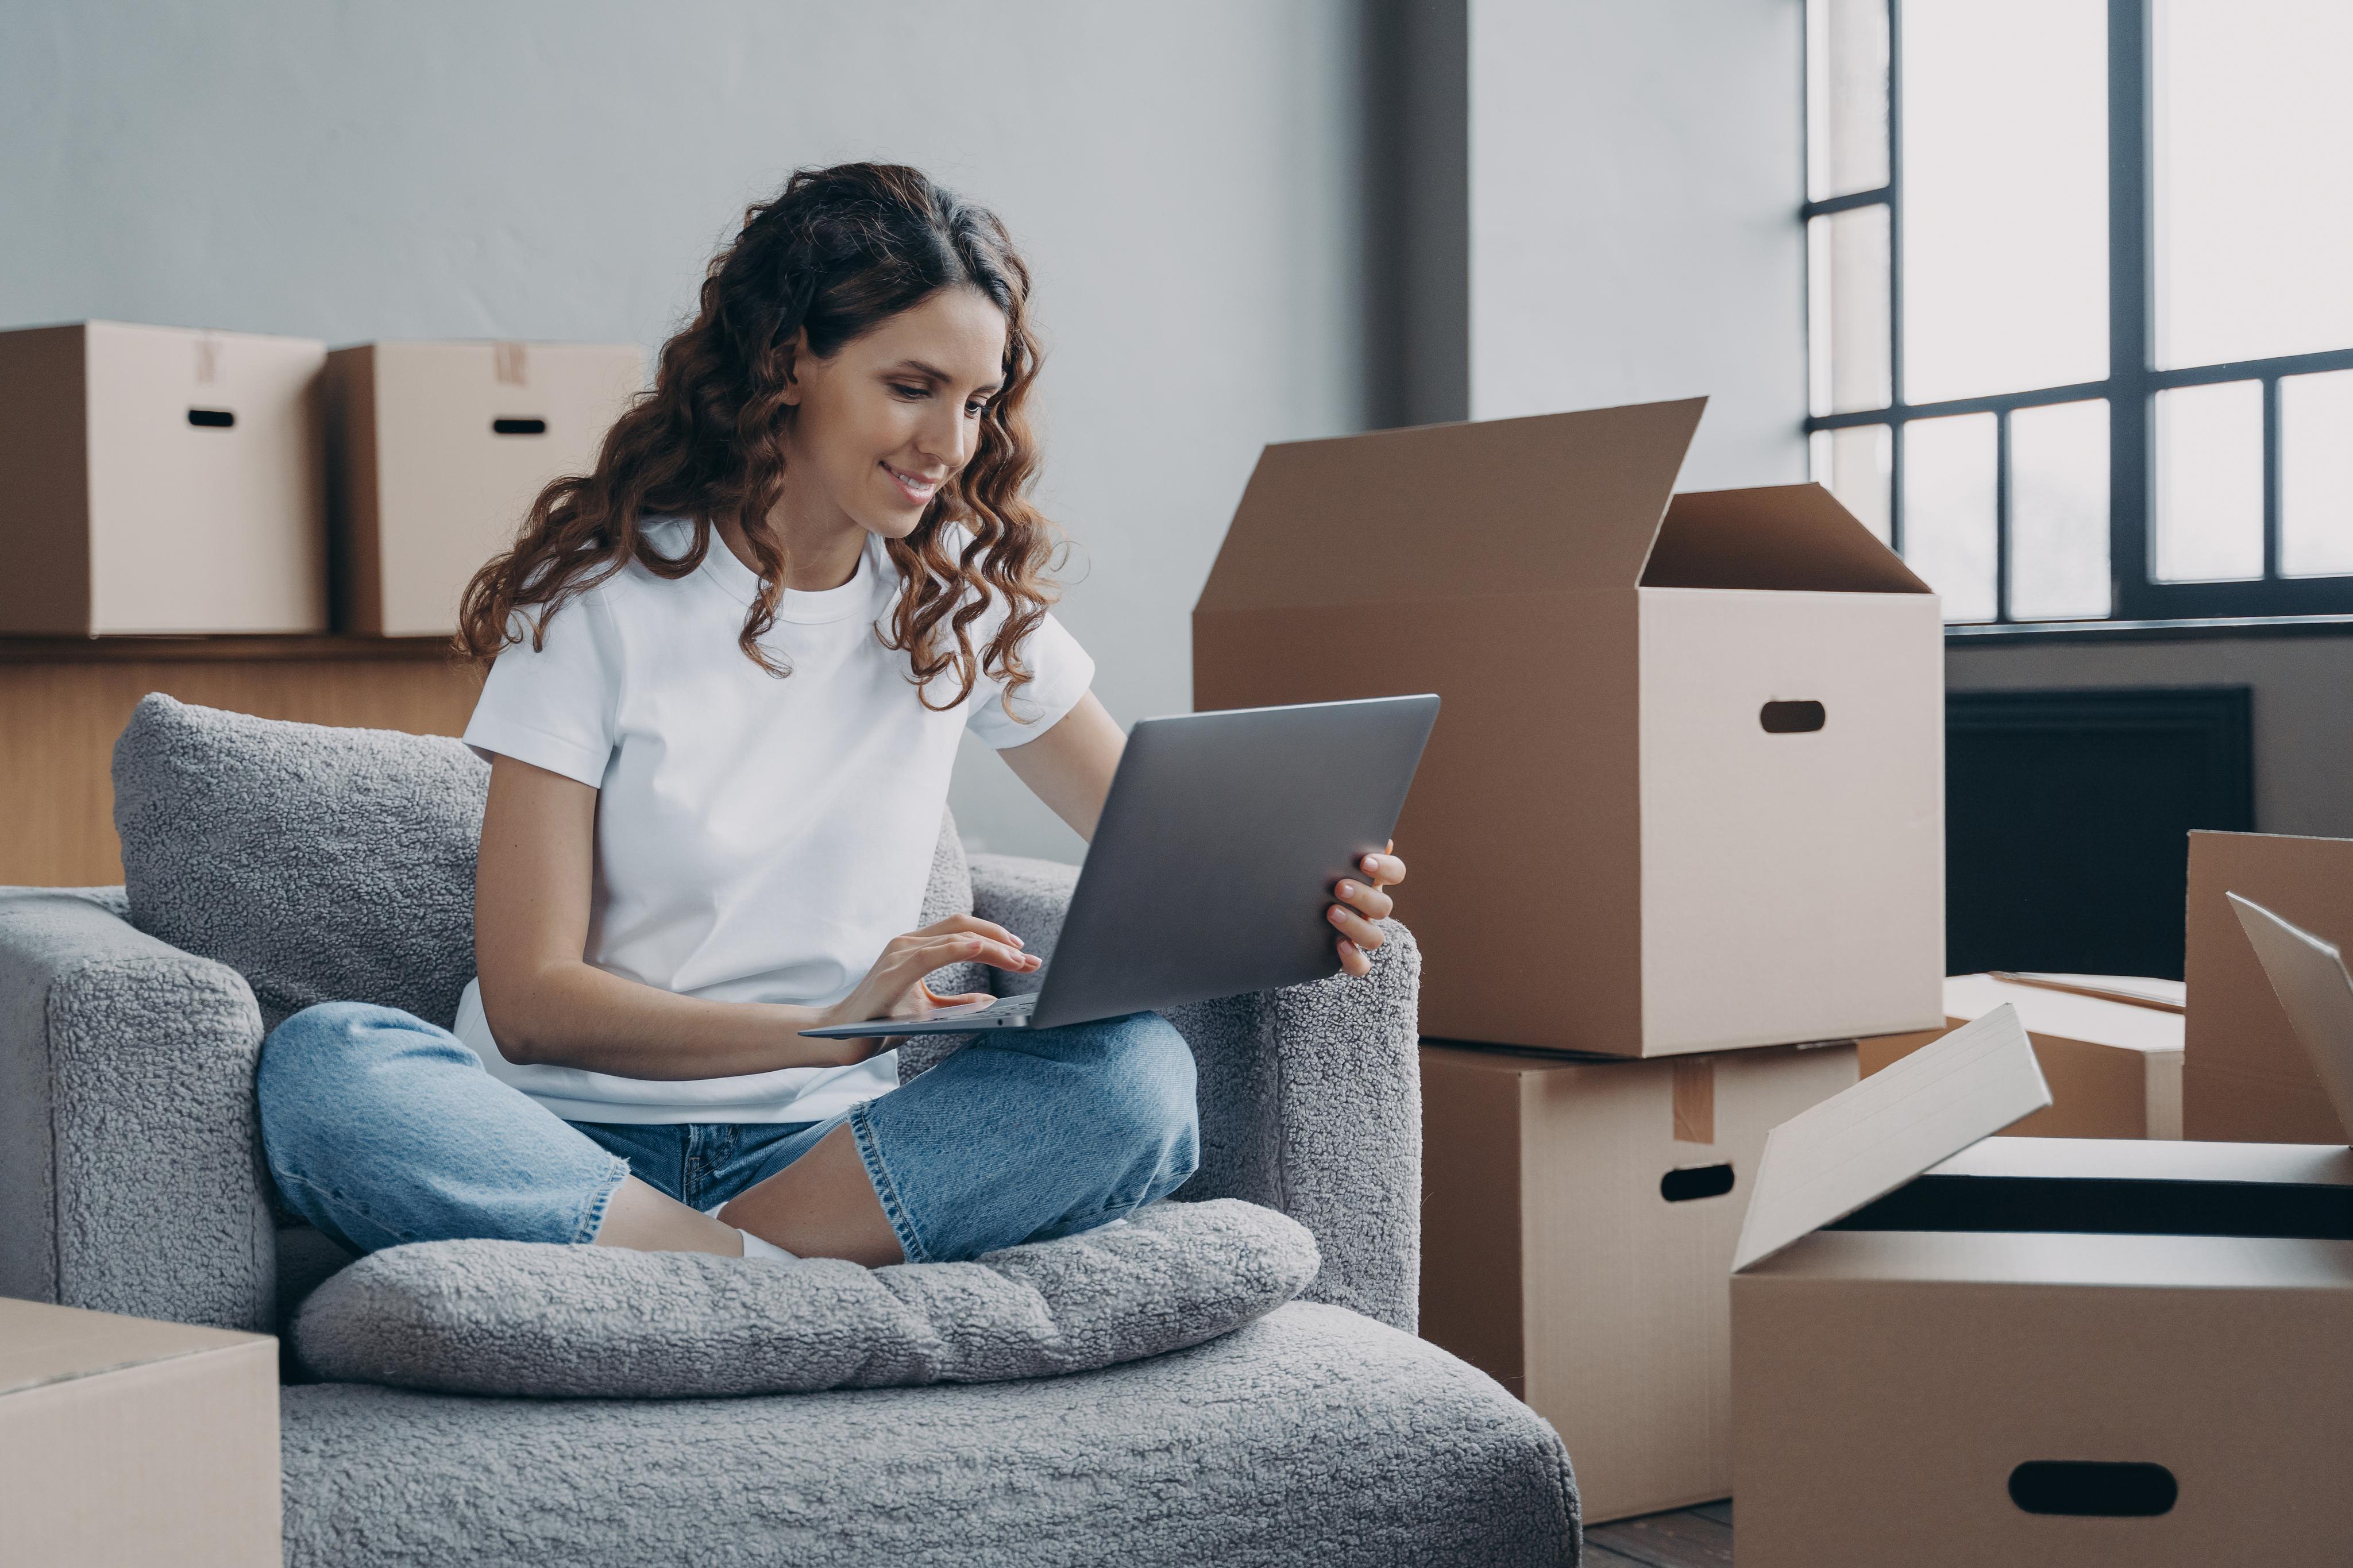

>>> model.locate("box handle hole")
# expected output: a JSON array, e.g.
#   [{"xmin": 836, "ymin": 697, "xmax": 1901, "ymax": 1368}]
[
  {"xmin": 1760, "ymin": 700, "xmax": 1825, "ymax": 733},
  {"xmin": 187, "ymin": 408, "xmax": 234, "ymax": 429},
  {"xmin": 492, "ymin": 417, "xmax": 547, "ymax": 436},
  {"xmin": 2008, "ymin": 1461, "xmax": 2177, "ymax": 1517},
  {"xmin": 1660, "ymin": 1164, "xmax": 1735, "ymax": 1203}
]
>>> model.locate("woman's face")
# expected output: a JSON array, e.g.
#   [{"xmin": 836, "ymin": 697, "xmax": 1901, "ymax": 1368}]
[{"xmin": 780, "ymin": 285, "xmax": 1009, "ymax": 542}]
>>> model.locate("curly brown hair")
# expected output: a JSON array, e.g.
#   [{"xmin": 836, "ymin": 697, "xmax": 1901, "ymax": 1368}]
[{"xmin": 457, "ymin": 163, "xmax": 1059, "ymax": 715}]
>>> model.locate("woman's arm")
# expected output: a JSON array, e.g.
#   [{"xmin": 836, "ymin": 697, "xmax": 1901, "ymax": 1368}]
[
  {"xmin": 997, "ymin": 692, "xmax": 1409, "ymax": 978},
  {"xmin": 474, "ymin": 754, "xmax": 1035, "ymax": 1076},
  {"xmin": 996, "ymin": 690, "xmax": 1127, "ymax": 840}
]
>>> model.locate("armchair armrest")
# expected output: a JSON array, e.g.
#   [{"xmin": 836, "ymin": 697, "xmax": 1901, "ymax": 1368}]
[
  {"xmin": 965, "ymin": 854, "xmax": 1424, "ymax": 1332},
  {"xmin": 0, "ymin": 888, "xmax": 275, "ymax": 1331}
]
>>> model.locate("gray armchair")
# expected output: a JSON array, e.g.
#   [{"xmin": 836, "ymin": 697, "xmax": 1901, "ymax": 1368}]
[{"xmin": 0, "ymin": 763, "xmax": 1577, "ymax": 1565}]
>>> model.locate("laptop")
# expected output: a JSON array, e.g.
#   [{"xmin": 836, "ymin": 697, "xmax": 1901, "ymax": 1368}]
[
  {"xmin": 2226, "ymin": 893, "xmax": 2353, "ymax": 1138},
  {"xmin": 801, "ymin": 694, "xmax": 1441, "ymax": 1038}
]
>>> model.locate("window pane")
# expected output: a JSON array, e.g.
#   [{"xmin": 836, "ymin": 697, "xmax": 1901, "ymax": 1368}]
[
  {"xmin": 1900, "ymin": 0, "xmax": 2108, "ymax": 404},
  {"xmin": 2154, "ymin": 380, "xmax": 2264, "ymax": 581},
  {"xmin": 2282, "ymin": 370, "xmax": 2353, "ymax": 577},
  {"xmin": 1809, "ymin": 204, "xmax": 1891, "ymax": 415},
  {"xmin": 1808, "ymin": 0, "xmax": 1890, "ymax": 200},
  {"xmin": 1903, "ymin": 412, "xmax": 1998, "ymax": 621},
  {"xmin": 1812, "ymin": 424, "xmax": 1893, "ymax": 542},
  {"xmin": 2008, "ymin": 400, "xmax": 2111, "ymax": 620},
  {"xmin": 2155, "ymin": 1, "xmax": 2353, "ymax": 369}
]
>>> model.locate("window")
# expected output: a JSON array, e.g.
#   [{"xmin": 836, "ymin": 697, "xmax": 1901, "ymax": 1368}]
[{"xmin": 1804, "ymin": 0, "xmax": 2353, "ymax": 627}]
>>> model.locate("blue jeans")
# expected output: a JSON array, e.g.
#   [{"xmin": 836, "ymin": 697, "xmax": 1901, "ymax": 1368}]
[{"xmin": 257, "ymin": 1003, "xmax": 1199, "ymax": 1264}]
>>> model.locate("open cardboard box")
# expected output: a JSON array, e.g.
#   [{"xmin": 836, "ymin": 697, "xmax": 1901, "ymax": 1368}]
[
  {"xmin": 2185, "ymin": 829, "xmax": 2353, "ymax": 1142},
  {"xmin": 1731, "ymin": 992, "xmax": 2353, "ymax": 1565},
  {"xmin": 1194, "ymin": 397, "xmax": 1945, "ymax": 1055},
  {"xmin": 1858, "ymin": 973, "xmax": 2183, "ymax": 1138}
]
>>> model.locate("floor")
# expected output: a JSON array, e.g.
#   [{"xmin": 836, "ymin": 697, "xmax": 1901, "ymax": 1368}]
[{"xmin": 1585, "ymin": 1500, "xmax": 1734, "ymax": 1567}]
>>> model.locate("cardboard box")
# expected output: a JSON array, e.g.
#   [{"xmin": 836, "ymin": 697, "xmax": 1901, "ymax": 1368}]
[
  {"xmin": 0, "ymin": 320, "xmax": 327, "ymax": 634},
  {"xmin": 326, "ymin": 339, "xmax": 643, "ymax": 635},
  {"xmin": 1195, "ymin": 398, "xmax": 1945, "ymax": 1056},
  {"xmin": 1858, "ymin": 973, "xmax": 2183, "ymax": 1138},
  {"xmin": 1420, "ymin": 1040, "xmax": 1857, "ymax": 1522},
  {"xmin": 2185, "ymin": 829, "xmax": 2353, "ymax": 1142},
  {"xmin": 0, "ymin": 1296, "xmax": 280, "ymax": 1564},
  {"xmin": 1731, "ymin": 1005, "xmax": 2353, "ymax": 1566}
]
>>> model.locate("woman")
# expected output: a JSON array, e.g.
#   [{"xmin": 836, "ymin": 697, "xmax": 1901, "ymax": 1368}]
[{"xmin": 259, "ymin": 163, "xmax": 1406, "ymax": 1269}]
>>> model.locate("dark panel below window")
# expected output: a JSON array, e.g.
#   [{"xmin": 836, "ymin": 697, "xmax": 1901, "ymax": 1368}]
[{"xmin": 1946, "ymin": 687, "xmax": 2253, "ymax": 979}]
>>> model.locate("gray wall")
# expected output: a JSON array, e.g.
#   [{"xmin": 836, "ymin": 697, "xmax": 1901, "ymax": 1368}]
[
  {"xmin": 1467, "ymin": 0, "xmax": 1809, "ymax": 490},
  {"xmin": 1949, "ymin": 635, "xmax": 2353, "ymax": 839},
  {"xmin": 8, "ymin": 0, "xmax": 1838, "ymax": 858},
  {"xmin": 3, "ymin": 0, "xmax": 1377, "ymax": 860}
]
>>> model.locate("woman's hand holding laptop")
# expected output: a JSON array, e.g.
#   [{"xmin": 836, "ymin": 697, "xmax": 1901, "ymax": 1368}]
[{"xmin": 1330, "ymin": 840, "xmax": 1408, "ymax": 978}]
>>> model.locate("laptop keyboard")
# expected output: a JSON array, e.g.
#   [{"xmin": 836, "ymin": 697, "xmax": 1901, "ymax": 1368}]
[{"xmin": 973, "ymin": 992, "xmax": 1038, "ymax": 1017}]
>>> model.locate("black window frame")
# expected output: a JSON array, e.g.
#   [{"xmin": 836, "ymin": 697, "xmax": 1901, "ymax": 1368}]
[{"xmin": 1802, "ymin": 0, "xmax": 2353, "ymax": 627}]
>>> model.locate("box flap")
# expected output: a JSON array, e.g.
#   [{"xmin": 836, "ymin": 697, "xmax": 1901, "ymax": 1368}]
[
  {"xmin": 1195, "ymin": 398, "xmax": 1704, "ymax": 614},
  {"xmin": 1641, "ymin": 484, "xmax": 1931, "ymax": 593},
  {"xmin": 1732, "ymin": 1005, "xmax": 2050, "ymax": 1272},
  {"xmin": 1930, "ymin": 1134, "xmax": 2353, "ymax": 1187},
  {"xmin": 1944, "ymin": 973, "xmax": 2183, "ymax": 1056},
  {"xmin": 2228, "ymin": 894, "xmax": 2353, "ymax": 1143}
]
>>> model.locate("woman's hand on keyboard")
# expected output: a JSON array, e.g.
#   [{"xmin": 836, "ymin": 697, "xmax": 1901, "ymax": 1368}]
[{"xmin": 816, "ymin": 914, "xmax": 1044, "ymax": 1052}]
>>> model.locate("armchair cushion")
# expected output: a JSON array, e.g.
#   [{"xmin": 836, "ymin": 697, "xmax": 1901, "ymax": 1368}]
[
  {"xmin": 113, "ymin": 694, "xmax": 488, "ymax": 1032},
  {"xmin": 294, "ymin": 1198, "xmax": 1316, "ymax": 1398}
]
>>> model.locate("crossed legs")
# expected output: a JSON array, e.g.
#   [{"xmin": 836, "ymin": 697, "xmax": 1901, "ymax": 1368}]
[{"xmin": 257, "ymin": 1002, "xmax": 1198, "ymax": 1267}]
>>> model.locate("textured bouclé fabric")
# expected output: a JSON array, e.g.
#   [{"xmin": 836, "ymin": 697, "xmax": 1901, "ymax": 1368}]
[
  {"xmin": 113, "ymin": 694, "xmax": 491, "ymax": 1032},
  {"xmin": 0, "ymin": 887, "xmax": 276, "ymax": 1331},
  {"xmin": 955, "ymin": 853, "xmax": 1425, "ymax": 1332},
  {"xmin": 281, "ymin": 1301, "xmax": 1582, "ymax": 1568},
  {"xmin": 112, "ymin": 694, "xmax": 981, "ymax": 1032},
  {"xmin": 295, "ymin": 1199, "xmax": 1316, "ymax": 1397}
]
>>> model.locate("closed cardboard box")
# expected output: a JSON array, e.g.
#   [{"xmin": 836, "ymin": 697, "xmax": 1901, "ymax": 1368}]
[
  {"xmin": 1858, "ymin": 973, "xmax": 2183, "ymax": 1138},
  {"xmin": 1421, "ymin": 1041, "xmax": 1856, "ymax": 1522},
  {"xmin": 2184, "ymin": 829, "xmax": 2353, "ymax": 1142},
  {"xmin": 1731, "ymin": 1006, "xmax": 2353, "ymax": 1567},
  {"xmin": 0, "ymin": 320, "xmax": 327, "ymax": 634},
  {"xmin": 326, "ymin": 340, "xmax": 642, "ymax": 636},
  {"xmin": 1195, "ymin": 398, "xmax": 1945, "ymax": 1056},
  {"xmin": 0, "ymin": 1296, "xmax": 280, "ymax": 1565}
]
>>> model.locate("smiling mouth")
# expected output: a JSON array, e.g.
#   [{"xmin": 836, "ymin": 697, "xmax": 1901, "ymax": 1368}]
[{"xmin": 882, "ymin": 461, "xmax": 943, "ymax": 504}]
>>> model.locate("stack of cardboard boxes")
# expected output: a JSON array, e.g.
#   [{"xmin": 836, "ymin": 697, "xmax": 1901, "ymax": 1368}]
[
  {"xmin": 0, "ymin": 320, "xmax": 641, "ymax": 638},
  {"xmin": 1193, "ymin": 397, "xmax": 1949, "ymax": 1521}
]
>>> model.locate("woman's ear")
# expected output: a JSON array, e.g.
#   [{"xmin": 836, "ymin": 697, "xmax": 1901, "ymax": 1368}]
[{"xmin": 779, "ymin": 326, "xmax": 810, "ymax": 407}]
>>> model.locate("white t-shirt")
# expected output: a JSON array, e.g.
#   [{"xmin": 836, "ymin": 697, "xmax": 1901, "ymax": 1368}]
[{"xmin": 451, "ymin": 516, "xmax": 1094, "ymax": 1124}]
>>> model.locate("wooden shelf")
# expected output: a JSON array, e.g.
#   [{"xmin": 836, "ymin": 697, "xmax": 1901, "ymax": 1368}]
[
  {"xmin": 0, "ymin": 636, "xmax": 484, "ymax": 885},
  {"xmin": 0, "ymin": 634, "xmax": 461, "ymax": 665}
]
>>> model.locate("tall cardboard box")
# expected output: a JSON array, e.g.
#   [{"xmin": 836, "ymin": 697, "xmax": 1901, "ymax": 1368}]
[
  {"xmin": 1731, "ymin": 1006, "xmax": 2353, "ymax": 1566},
  {"xmin": 326, "ymin": 340, "xmax": 643, "ymax": 635},
  {"xmin": 0, "ymin": 320, "xmax": 327, "ymax": 634},
  {"xmin": 1195, "ymin": 398, "xmax": 1945, "ymax": 1056},
  {"xmin": 2184, "ymin": 829, "xmax": 2353, "ymax": 1142},
  {"xmin": 0, "ymin": 1296, "xmax": 280, "ymax": 1564},
  {"xmin": 1858, "ymin": 973, "xmax": 2184, "ymax": 1138},
  {"xmin": 1421, "ymin": 1041, "xmax": 1856, "ymax": 1521}
]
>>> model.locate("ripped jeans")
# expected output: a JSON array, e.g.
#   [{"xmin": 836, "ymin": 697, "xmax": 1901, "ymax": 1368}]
[{"xmin": 256, "ymin": 1003, "xmax": 1199, "ymax": 1264}]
